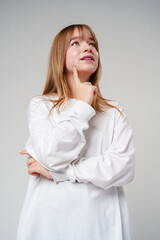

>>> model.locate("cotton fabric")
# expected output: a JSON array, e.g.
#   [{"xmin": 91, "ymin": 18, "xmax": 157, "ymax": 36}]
[{"xmin": 16, "ymin": 95, "xmax": 135, "ymax": 240}]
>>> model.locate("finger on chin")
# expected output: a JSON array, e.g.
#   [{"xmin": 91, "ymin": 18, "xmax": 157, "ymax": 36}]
[{"xmin": 73, "ymin": 66, "xmax": 77, "ymax": 76}]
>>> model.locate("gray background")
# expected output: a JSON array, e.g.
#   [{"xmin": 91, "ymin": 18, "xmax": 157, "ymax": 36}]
[{"xmin": 1, "ymin": 0, "xmax": 159, "ymax": 239}]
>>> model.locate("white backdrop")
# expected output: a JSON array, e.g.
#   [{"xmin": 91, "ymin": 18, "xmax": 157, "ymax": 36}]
[{"xmin": 1, "ymin": 0, "xmax": 160, "ymax": 239}]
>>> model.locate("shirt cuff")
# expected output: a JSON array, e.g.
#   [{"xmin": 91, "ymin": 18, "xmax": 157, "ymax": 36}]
[
  {"xmin": 49, "ymin": 164, "xmax": 76, "ymax": 184},
  {"xmin": 71, "ymin": 100, "xmax": 96, "ymax": 122}
]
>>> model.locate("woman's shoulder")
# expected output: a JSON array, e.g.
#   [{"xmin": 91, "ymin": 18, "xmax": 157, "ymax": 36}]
[
  {"xmin": 26, "ymin": 94, "xmax": 59, "ymax": 115},
  {"xmin": 103, "ymin": 99, "xmax": 126, "ymax": 126},
  {"xmin": 106, "ymin": 99, "xmax": 124, "ymax": 113},
  {"xmin": 29, "ymin": 93, "xmax": 63, "ymax": 112},
  {"xmin": 29, "ymin": 94, "xmax": 59, "ymax": 103}
]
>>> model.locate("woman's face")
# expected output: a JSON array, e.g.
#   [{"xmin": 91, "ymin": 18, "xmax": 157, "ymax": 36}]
[{"xmin": 65, "ymin": 28, "xmax": 99, "ymax": 78}]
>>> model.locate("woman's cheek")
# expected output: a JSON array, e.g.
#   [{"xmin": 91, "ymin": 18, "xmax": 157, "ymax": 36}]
[
  {"xmin": 66, "ymin": 60, "xmax": 78, "ymax": 72},
  {"xmin": 65, "ymin": 57, "xmax": 73, "ymax": 72}
]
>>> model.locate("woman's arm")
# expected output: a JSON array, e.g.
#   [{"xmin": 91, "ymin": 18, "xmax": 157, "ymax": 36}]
[
  {"xmin": 45, "ymin": 105, "xmax": 135, "ymax": 189},
  {"xmin": 25, "ymin": 96, "xmax": 96, "ymax": 181}
]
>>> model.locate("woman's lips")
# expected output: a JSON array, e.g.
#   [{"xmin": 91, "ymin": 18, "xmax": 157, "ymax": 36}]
[
  {"xmin": 82, "ymin": 59, "xmax": 93, "ymax": 61},
  {"xmin": 80, "ymin": 55, "xmax": 95, "ymax": 61}
]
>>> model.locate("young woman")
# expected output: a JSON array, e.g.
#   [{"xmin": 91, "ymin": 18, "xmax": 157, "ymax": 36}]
[{"xmin": 17, "ymin": 24, "xmax": 135, "ymax": 240}]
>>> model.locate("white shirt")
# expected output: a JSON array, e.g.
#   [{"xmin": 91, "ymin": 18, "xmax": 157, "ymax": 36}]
[{"xmin": 16, "ymin": 95, "xmax": 135, "ymax": 240}]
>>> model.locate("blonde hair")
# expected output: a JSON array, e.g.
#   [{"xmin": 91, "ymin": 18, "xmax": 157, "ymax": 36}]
[{"xmin": 39, "ymin": 24, "xmax": 124, "ymax": 117}]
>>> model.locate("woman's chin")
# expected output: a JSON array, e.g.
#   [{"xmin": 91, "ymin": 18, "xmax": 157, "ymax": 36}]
[{"xmin": 77, "ymin": 68, "xmax": 95, "ymax": 76}]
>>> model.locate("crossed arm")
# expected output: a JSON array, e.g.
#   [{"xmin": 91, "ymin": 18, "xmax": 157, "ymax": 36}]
[{"xmin": 20, "ymin": 96, "xmax": 135, "ymax": 189}]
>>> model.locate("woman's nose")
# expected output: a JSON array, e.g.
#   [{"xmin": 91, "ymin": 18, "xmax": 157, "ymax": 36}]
[{"xmin": 82, "ymin": 42, "xmax": 92, "ymax": 52}]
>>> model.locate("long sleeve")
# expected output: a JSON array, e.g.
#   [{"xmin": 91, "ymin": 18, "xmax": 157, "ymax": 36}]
[
  {"xmin": 25, "ymin": 96, "xmax": 96, "ymax": 181},
  {"xmin": 54, "ymin": 105, "xmax": 135, "ymax": 189}
]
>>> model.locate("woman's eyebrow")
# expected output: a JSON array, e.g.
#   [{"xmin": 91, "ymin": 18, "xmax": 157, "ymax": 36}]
[{"xmin": 70, "ymin": 36, "xmax": 94, "ymax": 42}]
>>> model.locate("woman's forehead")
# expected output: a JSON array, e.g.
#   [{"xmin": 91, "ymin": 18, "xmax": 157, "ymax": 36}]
[{"xmin": 70, "ymin": 27, "xmax": 93, "ymax": 40}]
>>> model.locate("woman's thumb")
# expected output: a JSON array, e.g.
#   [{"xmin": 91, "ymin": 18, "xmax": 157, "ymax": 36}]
[{"xmin": 73, "ymin": 66, "xmax": 81, "ymax": 85}]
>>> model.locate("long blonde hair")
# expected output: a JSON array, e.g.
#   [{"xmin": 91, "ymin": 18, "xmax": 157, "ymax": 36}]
[{"xmin": 39, "ymin": 24, "xmax": 123, "ymax": 117}]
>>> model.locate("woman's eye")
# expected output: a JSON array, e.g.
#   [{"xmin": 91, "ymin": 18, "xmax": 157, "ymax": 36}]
[
  {"xmin": 71, "ymin": 41, "xmax": 79, "ymax": 46},
  {"xmin": 89, "ymin": 42, "xmax": 96, "ymax": 47},
  {"xmin": 71, "ymin": 41, "xmax": 96, "ymax": 48}
]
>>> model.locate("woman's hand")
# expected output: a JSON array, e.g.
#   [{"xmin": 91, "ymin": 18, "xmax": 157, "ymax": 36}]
[
  {"xmin": 19, "ymin": 150, "xmax": 53, "ymax": 180},
  {"xmin": 73, "ymin": 66, "xmax": 98, "ymax": 105}
]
